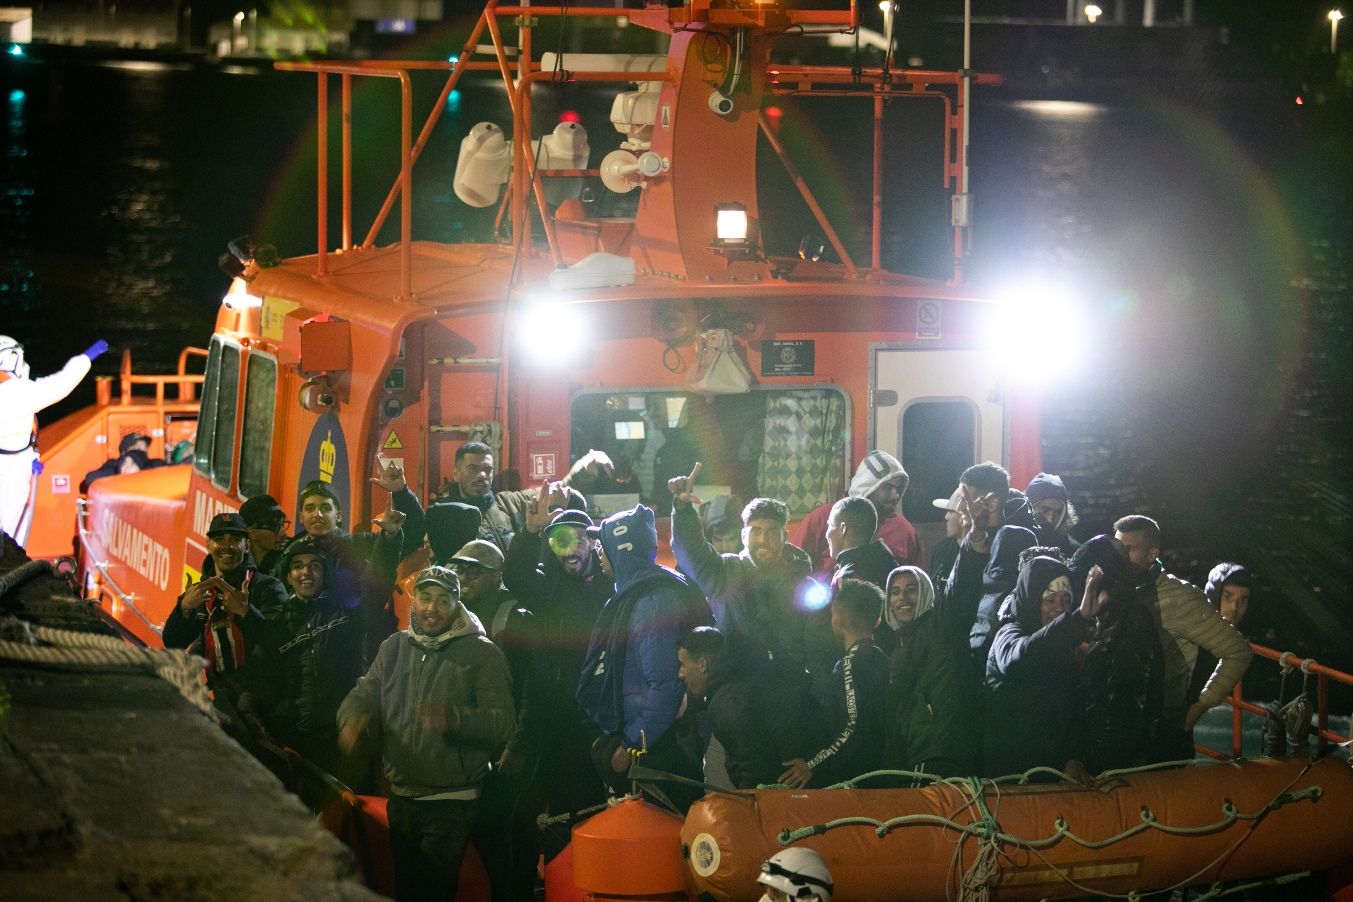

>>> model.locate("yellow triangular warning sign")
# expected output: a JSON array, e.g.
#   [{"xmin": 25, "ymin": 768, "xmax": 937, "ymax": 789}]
[{"xmin": 382, "ymin": 430, "xmax": 403, "ymax": 450}]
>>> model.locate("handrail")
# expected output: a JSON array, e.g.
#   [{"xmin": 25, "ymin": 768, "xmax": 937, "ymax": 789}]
[
  {"xmin": 1196, "ymin": 641, "xmax": 1352, "ymax": 761},
  {"xmin": 117, "ymin": 347, "xmax": 208, "ymax": 406},
  {"xmin": 75, "ymin": 498, "xmax": 163, "ymax": 636}
]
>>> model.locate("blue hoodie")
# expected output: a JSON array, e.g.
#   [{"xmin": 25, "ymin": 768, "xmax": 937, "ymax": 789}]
[{"xmin": 576, "ymin": 505, "xmax": 712, "ymax": 748}]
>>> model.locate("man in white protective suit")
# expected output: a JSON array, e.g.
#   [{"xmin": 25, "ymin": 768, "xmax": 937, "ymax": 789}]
[{"xmin": 0, "ymin": 335, "xmax": 107, "ymax": 545}]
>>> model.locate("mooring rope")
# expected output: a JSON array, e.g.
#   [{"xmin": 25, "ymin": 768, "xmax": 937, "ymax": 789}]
[{"xmin": 0, "ymin": 618, "xmax": 213, "ymax": 718}]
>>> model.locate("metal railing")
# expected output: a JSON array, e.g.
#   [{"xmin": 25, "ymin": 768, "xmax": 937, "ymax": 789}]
[
  {"xmin": 111, "ymin": 346, "xmax": 208, "ymax": 406},
  {"xmin": 1196, "ymin": 642, "xmax": 1352, "ymax": 760}
]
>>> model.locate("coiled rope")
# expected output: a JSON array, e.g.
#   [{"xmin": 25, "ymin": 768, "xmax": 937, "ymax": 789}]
[{"xmin": 0, "ymin": 618, "xmax": 213, "ymax": 718}]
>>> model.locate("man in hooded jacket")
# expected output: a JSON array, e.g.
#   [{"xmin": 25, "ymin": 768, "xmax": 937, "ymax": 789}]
[
  {"xmin": 337, "ymin": 565, "xmax": 515, "ymax": 902},
  {"xmin": 576, "ymin": 504, "xmax": 713, "ymax": 794},
  {"xmin": 881, "ymin": 566, "xmax": 975, "ymax": 780},
  {"xmin": 938, "ymin": 462, "xmax": 1037, "ymax": 680}
]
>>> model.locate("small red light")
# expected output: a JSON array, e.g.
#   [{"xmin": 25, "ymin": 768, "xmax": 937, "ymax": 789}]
[
  {"xmin": 560, "ymin": 110, "xmax": 581, "ymax": 123},
  {"xmin": 765, "ymin": 105, "xmax": 784, "ymax": 119},
  {"xmin": 1294, "ymin": 96, "xmax": 1304, "ymax": 105}
]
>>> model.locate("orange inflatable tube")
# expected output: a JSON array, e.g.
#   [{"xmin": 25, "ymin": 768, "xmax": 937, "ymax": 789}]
[{"xmin": 681, "ymin": 757, "xmax": 1353, "ymax": 900}]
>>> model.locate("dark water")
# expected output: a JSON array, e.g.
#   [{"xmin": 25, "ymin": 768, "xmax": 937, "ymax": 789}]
[{"xmin": 2, "ymin": 55, "xmax": 1349, "ymax": 682}]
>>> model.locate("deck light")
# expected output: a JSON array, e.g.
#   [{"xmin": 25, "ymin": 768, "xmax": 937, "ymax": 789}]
[
  {"xmin": 222, "ymin": 277, "xmax": 262, "ymax": 311},
  {"xmin": 517, "ymin": 297, "xmax": 589, "ymax": 368},
  {"xmin": 1084, "ymin": 4, "xmax": 1103, "ymax": 23},
  {"xmin": 714, "ymin": 203, "xmax": 749, "ymax": 246},
  {"xmin": 1331, "ymin": 10, "xmax": 1344, "ymax": 54},
  {"xmin": 983, "ymin": 277, "xmax": 1087, "ymax": 388}
]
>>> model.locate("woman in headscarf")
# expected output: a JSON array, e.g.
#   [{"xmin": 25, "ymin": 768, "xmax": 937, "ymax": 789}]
[
  {"xmin": 983, "ymin": 556, "xmax": 1099, "ymax": 781},
  {"xmin": 1070, "ymin": 535, "xmax": 1166, "ymax": 772},
  {"xmin": 883, "ymin": 565, "xmax": 975, "ymax": 780}
]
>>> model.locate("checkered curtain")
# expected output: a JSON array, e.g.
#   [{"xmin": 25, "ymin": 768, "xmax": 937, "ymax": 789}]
[{"xmin": 756, "ymin": 391, "xmax": 848, "ymax": 516}]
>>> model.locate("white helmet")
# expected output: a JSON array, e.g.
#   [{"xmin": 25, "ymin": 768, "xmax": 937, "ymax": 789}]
[
  {"xmin": 757, "ymin": 848, "xmax": 833, "ymax": 902},
  {"xmin": 0, "ymin": 336, "xmax": 27, "ymax": 380}
]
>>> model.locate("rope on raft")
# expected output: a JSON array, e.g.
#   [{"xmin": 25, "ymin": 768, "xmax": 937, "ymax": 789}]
[{"xmin": 775, "ymin": 758, "xmax": 1321, "ymax": 901}]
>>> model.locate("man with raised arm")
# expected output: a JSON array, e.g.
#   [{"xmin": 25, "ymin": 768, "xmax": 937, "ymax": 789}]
[
  {"xmin": 0, "ymin": 335, "xmax": 106, "ymax": 544},
  {"xmin": 668, "ymin": 462, "xmax": 832, "ymax": 701}
]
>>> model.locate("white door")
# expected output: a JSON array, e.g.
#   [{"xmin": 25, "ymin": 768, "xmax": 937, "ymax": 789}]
[{"xmin": 871, "ymin": 345, "xmax": 1007, "ymax": 536}]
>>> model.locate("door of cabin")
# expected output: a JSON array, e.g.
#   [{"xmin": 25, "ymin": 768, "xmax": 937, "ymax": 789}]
[{"xmin": 870, "ymin": 345, "xmax": 1007, "ymax": 551}]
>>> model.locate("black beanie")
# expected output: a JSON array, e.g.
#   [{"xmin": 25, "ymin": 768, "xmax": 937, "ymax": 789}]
[{"xmin": 426, "ymin": 502, "xmax": 483, "ymax": 562}]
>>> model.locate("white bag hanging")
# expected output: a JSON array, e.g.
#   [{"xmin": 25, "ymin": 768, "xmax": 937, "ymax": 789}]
[{"xmin": 686, "ymin": 328, "xmax": 752, "ymax": 396}]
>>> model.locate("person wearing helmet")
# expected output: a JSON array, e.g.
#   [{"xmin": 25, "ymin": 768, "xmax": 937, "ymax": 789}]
[
  {"xmin": 756, "ymin": 847, "xmax": 834, "ymax": 902},
  {"xmin": 0, "ymin": 335, "xmax": 107, "ymax": 545}
]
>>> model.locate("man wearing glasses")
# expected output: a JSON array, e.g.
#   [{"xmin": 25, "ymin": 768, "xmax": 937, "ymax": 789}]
[{"xmin": 239, "ymin": 493, "xmax": 291, "ymax": 574}]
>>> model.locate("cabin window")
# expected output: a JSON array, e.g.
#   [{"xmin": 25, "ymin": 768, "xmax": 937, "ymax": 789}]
[
  {"xmin": 209, "ymin": 344, "xmax": 241, "ymax": 489},
  {"xmin": 193, "ymin": 338, "xmax": 242, "ymax": 490},
  {"xmin": 238, "ymin": 353, "xmax": 277, "ymax": 498},
  {"xmin": 193, "ymin": 340, "xmax": 223, "ymax": 478},
  {"xmin": 570, "ymin": 388, "xmax": 849, "ymax": 518},
  {"xmin": 899, "ymin": 399, "xmax": 978, "ymax": 525}
]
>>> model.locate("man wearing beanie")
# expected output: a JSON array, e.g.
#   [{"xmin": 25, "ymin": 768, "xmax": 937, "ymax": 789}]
[
  {"xmin": 502, "ymin": 488, "xmax": 615, "ymax": 832},
  {"xmin": 792, "ymin": 450, "xmax": 921, "ymax": 577},
  {"xmin": 1025, "ymin": 472, "xmax": 1080, "ymax": 556},
  {"xmin": 576, "ymin": 504, "xmax": 713, "ymax": 796}
]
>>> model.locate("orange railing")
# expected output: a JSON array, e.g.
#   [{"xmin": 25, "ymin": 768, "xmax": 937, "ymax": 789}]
[
  {"xmin": 1196, "ymin": 642, "xmax": 1352, "ymax": 761},
  {"xmin": 111, "ymin": 347, "xmax": 208, "ymax": 406}
]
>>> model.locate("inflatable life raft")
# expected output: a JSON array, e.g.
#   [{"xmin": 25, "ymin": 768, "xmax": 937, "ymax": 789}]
[{"xmin": 663, "ymin": 757, "xmax": 1353, "ymax": 901}]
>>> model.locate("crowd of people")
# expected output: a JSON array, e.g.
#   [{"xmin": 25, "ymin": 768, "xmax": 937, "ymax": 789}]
[{"xmin": 161, "ymin": 440, "xmax": 1258, "ymax": 902}]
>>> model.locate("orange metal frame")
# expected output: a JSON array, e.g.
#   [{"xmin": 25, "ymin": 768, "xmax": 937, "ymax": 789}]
[
  {"xmin": 1196, "ymin": 643, "xmax": 1353, "ymax": 761},
  {"xmin": 274, "ymin": 0, "xmax": 986, "ymax": 298}
]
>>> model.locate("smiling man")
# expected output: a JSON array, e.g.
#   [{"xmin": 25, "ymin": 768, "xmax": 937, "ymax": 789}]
[
  {"xmin": 667, "ymin": 463, "xmax": 835, "ymax": 707},
  {"xmin": 338, "ymin": 565, "xmax": 515, "ymax": 902},
  {"xmin": 162, "ymin": 513, "xmax": 288, "ymax": 749}
]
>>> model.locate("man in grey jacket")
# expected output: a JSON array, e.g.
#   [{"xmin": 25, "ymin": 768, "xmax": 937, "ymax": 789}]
[
  {"xmin": 338, "ymin": 565, "xmax": 515, "ymax": 902},
  {"xmin": 1115, "ymin": 514, "xmax": 1252, "ymax": 760}
]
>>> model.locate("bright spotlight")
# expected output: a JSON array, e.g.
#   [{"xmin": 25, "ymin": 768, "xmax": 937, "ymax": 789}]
[
  {"xmin": 1084, "ymin": 4, "xmax": 1103, "ymax": 23},
  {"xmin": 516, "ymin": 297, "xmax": 589, "ymax": 368},
  {"xmin": 981, "ymin": 279, "xmax": 1088, "ymax": 388},
  {"xmin": 714, "ymin": 203, "xmax": 749, "ymax": 245}
]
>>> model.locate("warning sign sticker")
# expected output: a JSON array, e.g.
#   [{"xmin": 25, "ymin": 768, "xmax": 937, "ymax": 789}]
[{"xmin": 382, "ymin": 431, "xmax": 403, "ymax": 450}]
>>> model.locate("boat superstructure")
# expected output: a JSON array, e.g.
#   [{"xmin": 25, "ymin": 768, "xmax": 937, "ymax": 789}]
[{"xmin": 76, "ymin": 0, "xmax": 1034, "ymax": 643}]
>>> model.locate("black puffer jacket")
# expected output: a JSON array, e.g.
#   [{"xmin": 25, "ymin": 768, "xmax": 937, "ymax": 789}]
[
  {"xmin": 1070, "ymin": 536, "xmax": 1165, "ymax": 773},
  {"xmin": 983, "ymin": 557, "xmax": 1092, "ymax": 779}
]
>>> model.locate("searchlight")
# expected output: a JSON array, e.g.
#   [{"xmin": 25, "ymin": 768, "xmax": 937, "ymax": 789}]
[
  {"xmin": 982, "ymin": 278, "xmax": 1088, "ymax": 388},
  {"xmin": 516, "ymin": 296, "xmax": 590, "ymax": 369}
]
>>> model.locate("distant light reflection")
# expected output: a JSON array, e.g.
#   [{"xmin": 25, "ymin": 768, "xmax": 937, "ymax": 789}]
[{"xmin": 1010, "ymin": 99, "xmax": 1108, "ymax": 119}]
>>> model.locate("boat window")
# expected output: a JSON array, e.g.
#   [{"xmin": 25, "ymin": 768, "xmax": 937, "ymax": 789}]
[
  {"xmin": 570, "ymin": 388, "xmax": 849, "ymax": 518},
  {"xmin": 899, "ymin": 399, "xmax": 977, "ymax": 525},
  {"xmin": 238, "ymin": 353, "xmax": 277, "ymax": 498},
  {"xmin": 210, "ymin": 344, "xmax": 241, "ymax": 490},
  {"xmin": 193, "ymin": 340, "xmax": 224, "ymax": 479}
]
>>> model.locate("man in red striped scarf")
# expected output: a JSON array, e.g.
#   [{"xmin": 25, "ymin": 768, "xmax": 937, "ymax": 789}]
[{"xmin": 163, "ymin": 513, "xmax": 288, "ymax": 747}]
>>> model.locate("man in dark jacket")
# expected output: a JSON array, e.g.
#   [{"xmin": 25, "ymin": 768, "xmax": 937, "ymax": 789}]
[
  {"xmin": 983, "ymin": 556, "xmax": 1099, "ymax": 781},
  {"xmin": 827, "ymin": 496, "xmax": 899, "ymax": 592},
  {"xmin": 265, "ymin": 538, "xmax": 375, "ymax": 782},
  {"xmin": 162, "ymin": 513, "xmax": 288, "ymax": 747},
  {"xmin": 448, "ymin": 538, "xmax": 536, "ymax": 902},
  {"xmin": 239, "ymin": 493, "xmax": 291, "ymax": 575},
  {"xmin": 576, "ymin": 504, "xmax": 712, "ymax": 793},
  {"xmin": 502, "ymin": 501, "xmax": 614, "ymax": 821},
  {"xmin": 337, "ymin": 565, "xmax": 515, "ymax": 902},
  {"xmin": 939, "ymin": 462, "xmax": 1037, "ymax": 671},
  {"xmin": 1026, "ymin": 472, "xmax": 1081, "ymax": 557},
  {"xmin": 677, "ymin": 625, "xmax": 823, "ymax": 789},
  {"xmin": 667, "ymin": 463, "xmax": 832, "ymax": 705},
  {"xmin": 780, "ymin": 579, "xmax": 890, "ymax": 788},
  {"xmin": 434, "ymin": 441, "xmax": 610, "ymax": 552}
]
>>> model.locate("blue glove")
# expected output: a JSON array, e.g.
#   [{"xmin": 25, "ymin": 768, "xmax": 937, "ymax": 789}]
[{"xmin": 83, "ymin": 339, "xmax": 109, "ymax": 361}]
